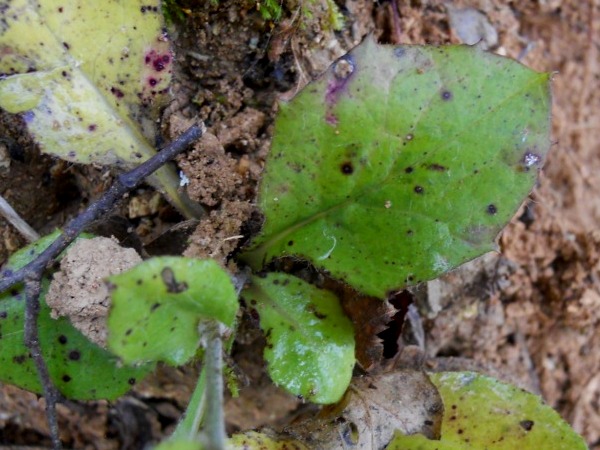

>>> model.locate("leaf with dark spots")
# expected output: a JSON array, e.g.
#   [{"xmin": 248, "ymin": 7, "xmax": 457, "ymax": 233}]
[
  {"xmin": 0, "ymin": 0, "xmax": 200, "ymax": 218},
  {"xmin": 388, "ymin": 372, "xmax": 586, "ymax": 449},
  {"xmin": 242, "ymin": 37, "xmax": 551, "ymax": 298},
  {"xmin": 107, "ymin": 257, "xmax": 238, "ymax": 366}
]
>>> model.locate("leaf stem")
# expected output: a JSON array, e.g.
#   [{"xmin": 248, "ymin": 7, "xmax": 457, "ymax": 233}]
[
  {"xmin": 202, "ymin": 321, "xmax": 226, "ymax": 450},
  {"xmin": 170, "ymin": 365, "xmax": 207, "ymax": 441}
]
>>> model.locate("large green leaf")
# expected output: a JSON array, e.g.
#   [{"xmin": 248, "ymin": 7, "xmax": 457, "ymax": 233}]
[
  {"xmin": 242, "ymin": 37, "xmax": 551, "ymax": 297},
  {"xmin": 387, "ymin": 372, "xmax": 587, "ymax": 449},
  {"xmin": 242, "ymin": 273, "xmax": 355, "ymax": 404},
  {"xmin": 0, "ymin": 0, "xmax": 201, "ymax": 217},
  {"xmin": 107, "ymin": 257, "xmax": 238, "ymax": 366},
  {"xmin": 0, "ymin": 232, "xmax": 149, "ymax": 400}
]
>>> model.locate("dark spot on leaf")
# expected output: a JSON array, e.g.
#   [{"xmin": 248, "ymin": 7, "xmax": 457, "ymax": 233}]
[
  {"xmin": 161, "ymin": 267, "xmax": 188, "ymax": 293},
  {"xmin": 62, "ymin": 41, "xmax": 70, "ymax": 50},
  {"xmin": 68, "ymin": 350, "xmax": 81, "ymax": 361},
  {"xmin": 405, "ymin": 167, "xmax": 414, "ymax": 174},
  {"xmin": 110, "ymin": 86, "xmax": 124, "ymax": 98},
  {"xmin": 58, "ymin": 6, "xmax": 63, "ymax": 12},
  {"xmin": 61, "ymin": 70, "xmax": 68, "ymax": 77},
  {"xmin": 249, "ymin": 309, "xmax": 259, "ymax": 321},
  {"xmin": 128, "ymin": 377, "xmax": 136, "ymax": 385},
  {"xmin": 13, "ymin": 354, "xmax": 27, "ymax": 364},
  {"xmin": 58, "ymin": 335, "xmax": 68, "ymax": 344},
  {"xmin": 62, "ymin": 374, "xmax": 72, "ymax": 383},
  {"xmin": 441, "ymin": 90, "xmax": 453, "ymax": 101},
  {"xmin": 68, "ymin": 151, "xmax": 76, "ymax": 158},
  {"xmin": 273, "ymin": 279, "xmax": 280, "ymax": 285},
  {"xmin": 136, "ymin": 279, "xmax": 143, "ymax": 285},
  {"xmin": 125, "ymin": 328, "xmax": 133, "ymax": 336},
  {"xmin": 487, "ymin": 204, "xmax": 498, "ymax": 215},
  {"xmin": 424, "ymin": 420, "xmax": 434, "ymax": 426},
  {"xmin": 427, "ymin": 163, "xmax": 447, "ymax": 171},
  {"xmin": 414, "ymin": 186, "xmax": 424, "ymax": 194},
  {"xmin": 288, "ymin": 240, "xmax": 294, "ymax": 246},
  {"xmin": 341, "ymin": 162, "xmax": 354, "ymax": 175},
  {"xmin": 520, "ymin": 420, "xmax": 534, "ymax": 431},
  {"xmin": 88, "ymin": 124, "xmax": 96, "ymax": 132},
  {"xmin": 0, "ymin": 311, "xmax": 6, "ymax": 319},
  {"xmin": 151, "ymin": 303, "xmax": 161, "ymax": 311},
  {"xmin": 457, "ymin": 429, "xmax": 464, "ymax": 434},
  {"xmin": 149, "ymin": 77, "xmax": 157, "ymax": 86}
]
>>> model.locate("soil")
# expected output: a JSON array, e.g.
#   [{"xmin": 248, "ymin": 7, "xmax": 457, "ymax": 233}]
[{"xmin": 1, "ymin": 0, "xmax": 599, "ymax": 448}]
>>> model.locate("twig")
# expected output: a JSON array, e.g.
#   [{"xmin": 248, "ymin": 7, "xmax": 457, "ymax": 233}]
[
  {"xmin": 0, "ymin": 122, "xmax": 205, "ymax": 449},
  {"xmin": 0, "ymin": 123, "xmax": 205, "ymax": 292},
  {"xmin": 0, "ymin": 195, "xmax": 40, "ymax": 242},
  {"xmin": 25, "ymin": 273, "xmax": 61, "ymax": 449}
]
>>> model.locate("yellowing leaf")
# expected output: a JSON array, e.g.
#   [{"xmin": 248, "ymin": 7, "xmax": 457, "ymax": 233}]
[{"xmin": 0, "ymin": 0, "xmax": 201, "ymax": 217}]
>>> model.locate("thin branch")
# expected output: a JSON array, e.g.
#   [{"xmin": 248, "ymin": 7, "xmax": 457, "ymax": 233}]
[
  {"xmin": 0, "ymin": 122, "xmax": 205, "ymax": 293},
  {"xmin": 0, "ymin": 195, "xmax": 40, "ymax": 242},
  {"xmin": 25, "ymin": 273, "xmax": 61, "ymax": 449}
]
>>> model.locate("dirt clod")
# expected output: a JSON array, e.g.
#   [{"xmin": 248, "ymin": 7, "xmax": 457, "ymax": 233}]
[{"xmin": 46, "ymin": 237, "xmax": 142, "ymax": 347}]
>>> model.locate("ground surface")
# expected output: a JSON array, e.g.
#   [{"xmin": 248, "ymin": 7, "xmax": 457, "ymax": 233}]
[{"xmin": 1, "ymin": 0, "xmax": 599, "ymax": 448}]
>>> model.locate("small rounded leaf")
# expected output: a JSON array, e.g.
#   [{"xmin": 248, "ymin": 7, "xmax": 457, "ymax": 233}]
[
  {"xmin": 242, "ymin": 273, "xmax": 355, "ymax": 404},
  {"xmin": 107, "ymin": 257, "xmax": 238, "ymax": 366}
]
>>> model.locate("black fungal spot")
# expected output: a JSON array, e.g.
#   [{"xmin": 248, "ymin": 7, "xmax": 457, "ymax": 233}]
[
  {"xmin": 414, "ymin": 186, "xmax": 424, "ymax": 194},
  {"xmin": 62, "ymin": 42, "xmax": 70, "ymax": 50},
  {"xmin": 273, "ymin": 279, "xmax": 280, "ymax": 285},
  {"xmin": 340, "ymin": 162, "xmax": 354, "ymax": 175},
  {"xmin": 13, "ymin": 354, "xmax": 26, "ymax": 364},
  {"xmin": 125, "ymin": 328, "xmax": 133, "ymax": 336},
  {"xmin": 61, "ymin": 70, "xmax": 68, "ymax": 77},
  {"xmin": 58, "ymin": 6, "xmax": 63, "ymax": 12},
  {"xmin": 0, "ymin": 311, "xmax": 6, "ymax": 319},
  {"xmin": 88, "ymin": 124, "xmax": 96, "ymax": 132},
  {"xmin": 148, "ymin": 77, "xmax": 157, "ymax": 86},
  {"xmin": 58, "ymin": 335, "xmax": 68, "ymax": 344},
  {"xmin": 487, "ymin": 204, "xmax": 498, "ymax": 215},
  {"xmin": 405, "ymin": 166, "xmax": 414, "ymax": 174},
  {"xmin": 128, "ymin": 377, "xmax": 136, "ymax": 385},
  {"xmin": 151, "ymin": 303, "xmax": 161, "ymax": 311},
  {"xmin": 520, "ymin": 420, "xmax": 534, "ymax": 431},
  {"xmin": 68, "ymin": 350, "xmax": 81, "ymax": 361},
  {"xmin": 441, "ymin": 90, "xmax": 453, "ymax": 101},
  {"xmin": 424, "ymin": 420, "xmax": 434, "ymax": 426},
  {"xmin": 62, "ymin": 374, "xmax": 72, "ymax": 382},
  {"xmin": 288, "ymin": 240, "xmax": 294, "ymax": 246},
  {"xmin": 161, "ymin": 267, "xmax": 188, "ymax": 293}
]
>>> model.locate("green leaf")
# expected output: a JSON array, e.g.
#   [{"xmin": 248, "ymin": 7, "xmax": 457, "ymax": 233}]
[
  {"xmin": 0, "ymin": 0, "xmax": 201, "ymax": 218},
  {"xmin": 386, "ymin": 372, "xmax": 587, "ymax": 450},
  {"xmin": 242, "ymin": 37, "xmax": 551, "ymax": 297},
  {"xmin": 107, "ymin": 257, "xmax": 238, "ymax": 366},
  {"xmin": 242, "ymin": 273, "xmax": 355, "ymax": 404},
  {"xmin": 0, "ymin": 233, "xmax": 149, "ymax": 400}
]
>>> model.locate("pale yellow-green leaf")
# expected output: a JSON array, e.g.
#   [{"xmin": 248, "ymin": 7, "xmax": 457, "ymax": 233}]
[{"xmin": 0, "ymin": 0, "xmax": 201, "ymax": 217}]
